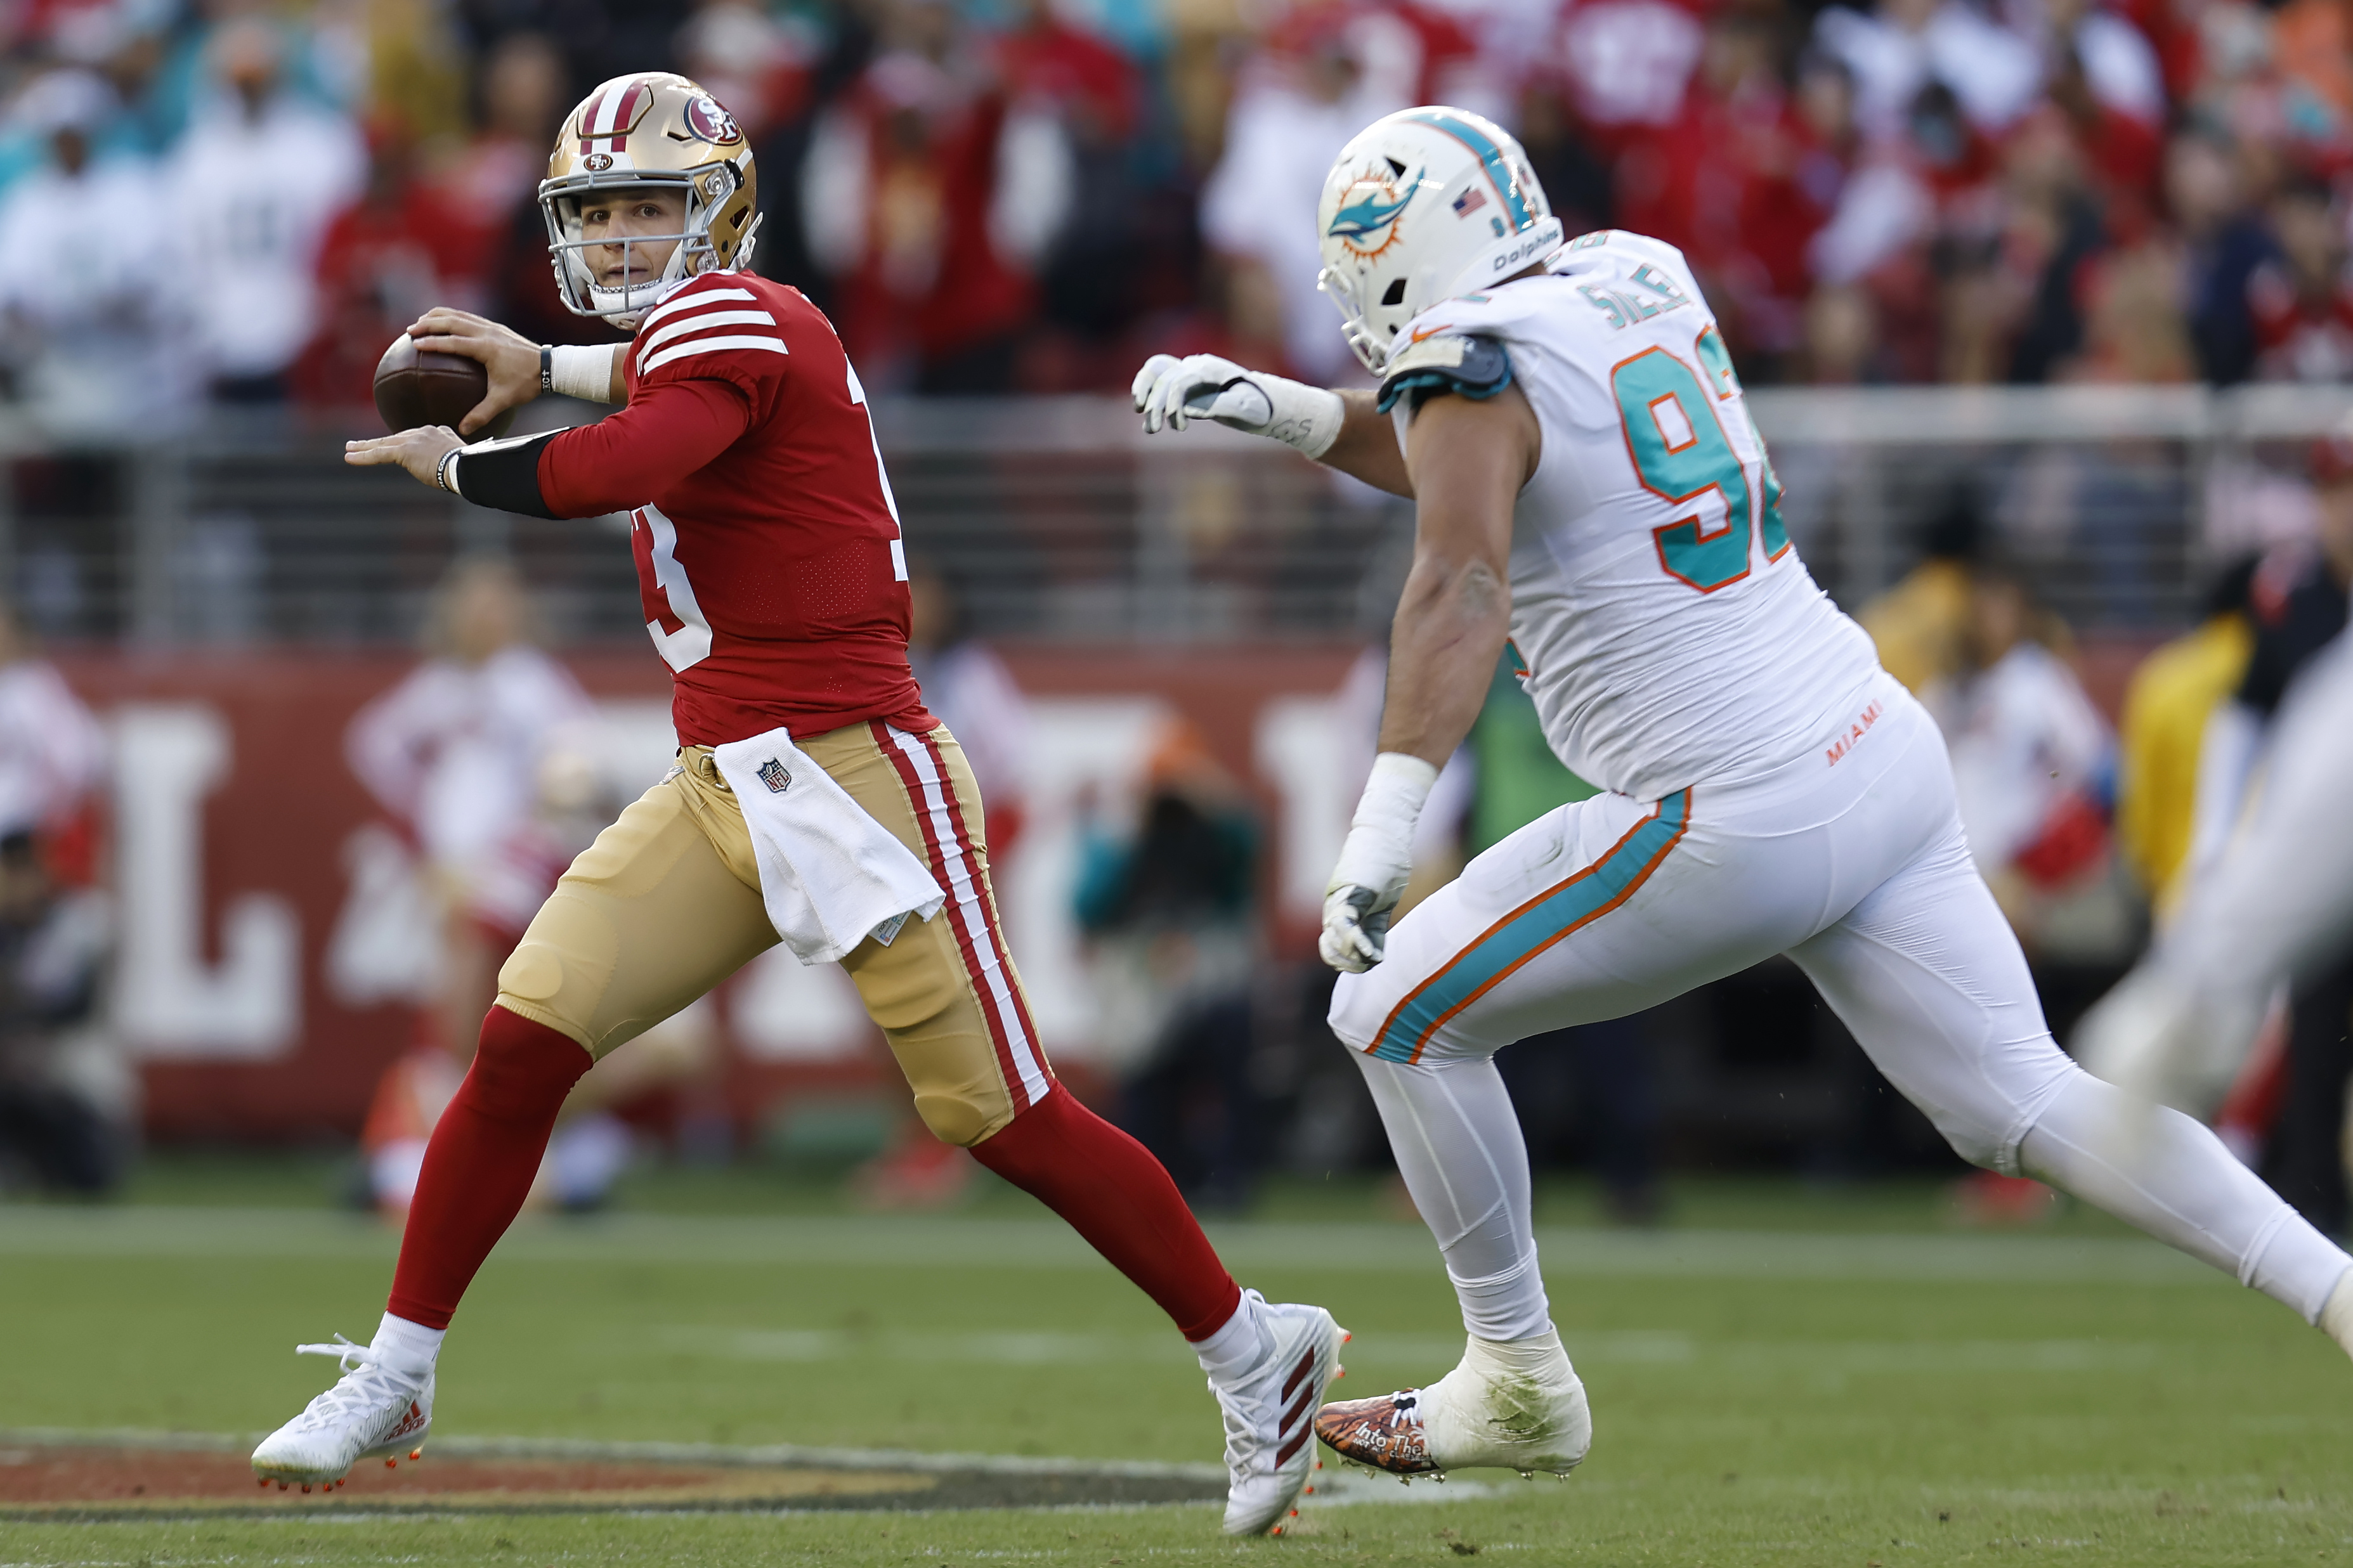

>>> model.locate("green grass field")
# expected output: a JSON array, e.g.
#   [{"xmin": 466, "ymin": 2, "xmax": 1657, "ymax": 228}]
[{"xmin": 3, "ymin": 1157, "xmax": 2350, "ymax": 1565}]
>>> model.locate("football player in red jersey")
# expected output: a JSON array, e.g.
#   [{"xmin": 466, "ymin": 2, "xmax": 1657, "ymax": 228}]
[{"xmin": 252, "ymin": 73, "xmax": 1339, "ymax": 1536}]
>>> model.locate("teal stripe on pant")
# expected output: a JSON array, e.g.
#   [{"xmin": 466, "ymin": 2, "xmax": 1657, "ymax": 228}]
[{"xmin": 1368, "ymin": 788, "xmax": 1692, "ymax": 1064}]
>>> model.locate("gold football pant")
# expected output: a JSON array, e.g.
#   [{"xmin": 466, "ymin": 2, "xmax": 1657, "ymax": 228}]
[{"xmin": 492, "ymin": 719, "xmax": 1057, "ymax": 1146}]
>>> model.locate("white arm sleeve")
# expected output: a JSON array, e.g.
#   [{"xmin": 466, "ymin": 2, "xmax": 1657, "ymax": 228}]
[{"xmin": 549, "ymin": 343, "xmax": 621, "ymax": 404}]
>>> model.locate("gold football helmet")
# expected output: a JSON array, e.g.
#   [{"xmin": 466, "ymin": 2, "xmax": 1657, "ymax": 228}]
[{"xmin": 539, "ymin": 72, "xmax": 759, "ymax": 327}]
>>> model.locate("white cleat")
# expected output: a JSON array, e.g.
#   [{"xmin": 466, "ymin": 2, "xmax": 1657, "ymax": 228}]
[
  {"xmin": 250, "ymin": 1335, "xmax": 433, "ymax": 1485},
  {"xmin": 1315, "ymin": 1329, "xmax": 1591, "ymax": 1478},
  {"xmin": 1211, "ymin": 1291, "xmax": 1346, "ymax": 1536}
]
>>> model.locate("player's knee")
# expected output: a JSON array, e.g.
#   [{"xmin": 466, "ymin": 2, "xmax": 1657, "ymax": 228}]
[
  {"xmin": 1921, "ymin": 1101, "xmax": 2021, "ymax": 1174},
  {"xmin": 911, "ymin": 1089, "xmax": 1001, "ymax": 1148},
  {"xmin": 495, "ymin": 910, "xmax": 617, "ymax": 1044},
  {"xmin": 469, "ymin": 1005, "xmax": 592, "ymax": 1116}
]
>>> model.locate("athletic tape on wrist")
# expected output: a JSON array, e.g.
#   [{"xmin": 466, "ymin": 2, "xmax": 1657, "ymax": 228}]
[
  {"xmin": 1261, "ymin": 378, "xmax": 1346, "ymax": 461},
  {"xmin": 1357, "ymin": 752, "xmax": 1440, "ymax": 826},
  {"xmin": 1330, "ymin": 752, "xmax": 1440, "ymax": 894},
  {"xmin": 548, "ymin": 343, "xmax": 617, "ymax": 404}
]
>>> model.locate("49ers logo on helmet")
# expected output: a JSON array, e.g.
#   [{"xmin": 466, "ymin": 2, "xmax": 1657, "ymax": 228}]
[{"xmin": 684, "ymin": 94, "xmax": 741, "ymax": 145}]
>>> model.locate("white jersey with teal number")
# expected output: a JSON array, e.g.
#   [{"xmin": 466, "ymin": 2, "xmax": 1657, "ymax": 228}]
[{"xmin": 1390, "ymin": 230, "xmax": 1884, "ymax": 803}]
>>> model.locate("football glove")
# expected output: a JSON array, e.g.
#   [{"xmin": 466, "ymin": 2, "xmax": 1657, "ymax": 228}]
[
  {"xmin": 1320, "ymin": 753, "xmax": 1440, "ymax": 974},
  {"xmin": 1131, "ymin": 353, "xmax": 1345, "ymax": 459}
]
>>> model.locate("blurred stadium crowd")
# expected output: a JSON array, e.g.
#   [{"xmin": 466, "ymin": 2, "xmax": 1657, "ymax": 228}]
[
  {"xmin": 6, "ymin": 0, "xmax": 2353, "ymax": 1238},
  {"xmin": 10, "ymin": 0, "xmax": 2353, "ymax": 417}
]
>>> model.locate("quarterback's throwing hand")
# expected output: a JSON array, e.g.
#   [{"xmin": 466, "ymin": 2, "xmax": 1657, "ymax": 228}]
[{"xmin": 407, "ymin": 309, "xmax": 544, "ymax": 435}]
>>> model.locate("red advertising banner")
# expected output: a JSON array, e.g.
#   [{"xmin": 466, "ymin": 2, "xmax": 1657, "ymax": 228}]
[{"xmin": 51, "ymin": 645, "xmax": 1362, "ymax": 1141}]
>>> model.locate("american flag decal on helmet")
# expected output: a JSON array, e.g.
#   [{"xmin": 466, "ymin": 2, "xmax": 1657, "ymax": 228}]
[
  {"xmin": 757, "ymin": 758, "xmax": 791, "ymax": 794},
  {"xmin": 578, "ymin": 79, "xmax": 653, "ymax": 156}
]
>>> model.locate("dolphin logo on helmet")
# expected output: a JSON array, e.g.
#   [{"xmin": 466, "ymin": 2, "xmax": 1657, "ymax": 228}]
[
  {"xmin": 1327, "ymin": 170, "xmax": 1423, "ymax": 255},
  {"xmin": 1315, "ymin": 107, "xmax": 1562, "ymax": 374}
]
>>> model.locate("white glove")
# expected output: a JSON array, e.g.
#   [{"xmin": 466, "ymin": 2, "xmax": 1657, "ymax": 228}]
[
  {"xmin": 1320, "ymin": 753, "xmax": 1440, "ymax": 973},
  {"xmin": 1131, "ymin": 353, "xmax": 1345, "ymax": 459}
]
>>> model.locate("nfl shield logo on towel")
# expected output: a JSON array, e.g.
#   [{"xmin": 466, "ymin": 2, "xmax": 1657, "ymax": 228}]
[{"xmin": 757, "ymin": 758, "xmax": 791, "ymax": 794}]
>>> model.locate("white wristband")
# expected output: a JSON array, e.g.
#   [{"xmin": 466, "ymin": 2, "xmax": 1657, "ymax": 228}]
[
  {"xmin": 1329, "ymin": 752, "xmax": 1440, "ymax": 893},
  {"xmin": 549, "ymin": 342, "xmax": 619, "ymax": 403},
  {"xmin": 1258, "ymin": 377, "xmax": 1346, "ymax": 460}
]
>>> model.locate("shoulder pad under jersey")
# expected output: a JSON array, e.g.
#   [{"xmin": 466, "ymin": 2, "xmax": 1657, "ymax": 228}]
[{"xmin": 1375, "ymin": 332, "xmax": 1513, "ymax": 415}]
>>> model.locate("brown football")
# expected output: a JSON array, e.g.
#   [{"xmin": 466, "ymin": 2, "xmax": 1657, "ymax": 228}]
[{"xmin": 373, "ymin": 334, "xmax": 516, "ymax": 438}]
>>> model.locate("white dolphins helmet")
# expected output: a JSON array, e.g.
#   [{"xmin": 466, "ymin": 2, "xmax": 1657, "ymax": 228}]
[{"xmin": 1316, "ymin": 107, "xmax": 1563, "ymax": 374}]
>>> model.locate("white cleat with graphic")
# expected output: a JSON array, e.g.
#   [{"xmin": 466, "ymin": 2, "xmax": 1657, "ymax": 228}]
[
  {"xmin": 1315, "ymin": 1329, "xmax": 1591, "ymax": 1478},
  {"xmin": 1211, "ymin": 1292, "xmax": 1347, "ymax": 1536},
  {"xmin": 250, "ymin": 1335, "xmax": 433, "ymax": 1486}
]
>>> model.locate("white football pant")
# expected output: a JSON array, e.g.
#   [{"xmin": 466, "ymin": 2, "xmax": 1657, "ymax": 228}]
[
  {"xmin": 1330, "ymin": 675, "xmax": 2350, "ymax": 1342},
  {"xmin": 2077, "ymin": 628, "xmax": 2353, "ymax": 1113}
]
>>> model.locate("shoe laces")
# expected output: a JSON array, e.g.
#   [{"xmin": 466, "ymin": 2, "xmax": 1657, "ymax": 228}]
[{"xmin": 284, "ymin": 1334, "xmax": 420, "ymax": 1433}]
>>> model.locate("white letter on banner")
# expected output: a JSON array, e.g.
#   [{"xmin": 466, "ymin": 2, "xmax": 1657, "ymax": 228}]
[
  {"xmin": 1254, "ymin": 695, "xmax": 1349, "ymax": 929},
  {"xmin": 112, "ymin": 703, "xmax": 301, "ymax": 1058}
]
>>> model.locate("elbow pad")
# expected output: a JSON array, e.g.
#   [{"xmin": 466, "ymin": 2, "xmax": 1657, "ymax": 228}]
[{"xmin": 450, "ymin": 430, "xmax": 563, "ymax": 519}]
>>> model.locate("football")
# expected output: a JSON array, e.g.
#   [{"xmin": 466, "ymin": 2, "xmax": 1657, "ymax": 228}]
[{"xmin": 373, "ymin": 334, "xmax": 516, "ymax": 438}]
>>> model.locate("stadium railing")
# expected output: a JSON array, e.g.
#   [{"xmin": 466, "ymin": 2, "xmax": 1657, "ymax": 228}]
[{"xmin": 0, "ymin": 384, "xmax": 2347, "ymax": 648}]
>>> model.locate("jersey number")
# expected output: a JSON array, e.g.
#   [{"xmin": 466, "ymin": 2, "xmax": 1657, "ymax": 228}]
[
  {"xmin": 625, "ymin": 357, "xmax": 909, "ymax": 674},
  {"xmin": 1612, "ymin": 328, "xmax": 1789, "ymax": 593},
  {"xmin": 631, "ymin": 504, "xmax": 714, "ymax": 672}
]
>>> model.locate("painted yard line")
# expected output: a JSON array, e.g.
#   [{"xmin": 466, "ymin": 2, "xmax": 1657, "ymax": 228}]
[
  {"xmin": 0, "ymin": 1427, "xmax": 1222, "ymax": 1484},
  {"xmin": 658, "ymin": 1326, "xmax": 2160, "ymax": 1375},
  {"xmin": 0, "ymin": 1208, "xmax": 2219, "ymax": 1284}
]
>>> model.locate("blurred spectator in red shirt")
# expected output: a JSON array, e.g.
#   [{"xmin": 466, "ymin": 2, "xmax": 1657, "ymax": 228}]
[
  {"xmin": 802, "ymin": 0, "xmax": 1068, "ymax": 391},
  {"xmin": 800, "ymin": 0, "xmax": 1078, "ymax": 390},
  {"xmin": 1618, "ymin": 5, "xmax": 1834, "ymax": 368},
  {"xmin": 1551, "ymin": 0, "xmax": 1706, "ymax": 147},
  {"xmin": 437, "ymin": 32, "xmax": 570, "ymax": 261},
  {"xmin": 2248, "ymin": 167, "xmax": 2353, "ymax": 380},
  {"xmin": 994, "ymin": 0, "xmax": 1157, "ymax": 387},
  {"xmin": 676, "ymin": 0, "xmax": 821, "ymax": 144},
  {"xmin": 297, "ymin": 124, "xmax": 483, "ymax": 410}
]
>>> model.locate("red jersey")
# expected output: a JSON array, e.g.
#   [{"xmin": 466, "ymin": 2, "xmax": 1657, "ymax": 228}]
[{"xmin": 532, "ymin": 271, "xmax": 935, "ymax": 746}]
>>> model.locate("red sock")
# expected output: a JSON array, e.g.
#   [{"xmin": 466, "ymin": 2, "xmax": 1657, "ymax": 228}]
[
  {"xmin": 386, "ymin": 1006, "xmax": 591, "ymax": 1329},
  {"xmin": 968, "ymin": 1086, "xmax": 1242, "ymax": 1340}
]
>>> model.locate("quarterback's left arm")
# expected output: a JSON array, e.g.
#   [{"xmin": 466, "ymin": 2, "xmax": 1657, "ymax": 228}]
[
  {"xmin": 1320, "ymin": 384, "xmax": 1540, "ymax": 973},
  {"xmin": 345, "ymin": 377, "xmax": 750, "ymax": 515}
]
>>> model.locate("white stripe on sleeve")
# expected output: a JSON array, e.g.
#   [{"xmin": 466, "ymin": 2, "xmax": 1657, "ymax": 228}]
[
  {"xmin": 639, "ymin": 286, "xmax": 758, "ymax": 332},
  {"xmin": 639, "ymin": 336, "xmax": 790, "ymax": 375},
  {"xmin": 636, "ymin": 309, "xmax": 779, "ymax": 368}
]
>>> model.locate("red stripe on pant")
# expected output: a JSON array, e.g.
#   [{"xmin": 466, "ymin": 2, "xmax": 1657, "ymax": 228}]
[
  {"xmin": 913, "ymin": 724, "xmax": 1050, "ymax": 1092},
  {"xmin": 871, "ymin": 720, "xmax": 1032, "ymax": 1113}
]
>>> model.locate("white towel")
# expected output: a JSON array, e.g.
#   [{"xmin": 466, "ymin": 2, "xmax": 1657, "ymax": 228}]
[{"xmin": 712, "ymin": 727, "xmax": 945, "ymax": 964}]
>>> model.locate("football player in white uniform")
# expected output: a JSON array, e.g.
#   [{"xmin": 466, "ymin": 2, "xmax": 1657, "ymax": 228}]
[
  {"xmin": 1134, "ymin": 106, "xmax": 2353, "ymax": 1479},
  {"xmin": 2075, "ymin": 624, "xmax": 2353, "ymax": 1118}
]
